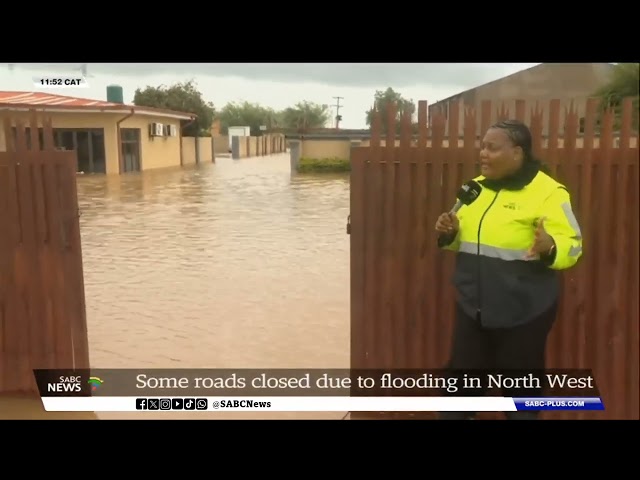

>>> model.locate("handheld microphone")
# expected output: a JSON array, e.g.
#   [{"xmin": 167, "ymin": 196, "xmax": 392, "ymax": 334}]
[{"xmin": 450, "ymin": 180, "xmax": 482, "ymax": 213}]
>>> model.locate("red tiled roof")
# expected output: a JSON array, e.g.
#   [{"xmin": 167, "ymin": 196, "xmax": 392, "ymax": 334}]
[
  {"xmin": 0, "ymin": 91, "xmax": 195, "ymax": 120},
  {"xmin": 0, "ymin": 91, "xmax": 120, "ymax": 107}
]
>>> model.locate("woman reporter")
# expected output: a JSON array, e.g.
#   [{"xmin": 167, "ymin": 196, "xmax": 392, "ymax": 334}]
[{"xmin": 436, "ymin": 120, "xmax": 583, "ymax": 420}]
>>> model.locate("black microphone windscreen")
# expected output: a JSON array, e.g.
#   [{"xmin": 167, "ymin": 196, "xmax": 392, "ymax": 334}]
[{"xmin": 456, "ymin": 180, "xmax": 482, "ymax": 206}]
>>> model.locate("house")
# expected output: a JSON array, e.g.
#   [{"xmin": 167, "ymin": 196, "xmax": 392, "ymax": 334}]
[
  {"xmin": 0, "ymin": 87, "xmax": 195, "ymax": 174},
  {"xmin": 428, "ymin": 63, "xmax": 615, "ymax": 135}
]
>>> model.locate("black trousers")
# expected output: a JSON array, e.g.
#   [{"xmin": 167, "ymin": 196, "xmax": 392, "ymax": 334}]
[{"xmin": 439, "ymin": 302, "xmax": 558, "ymax": 420}]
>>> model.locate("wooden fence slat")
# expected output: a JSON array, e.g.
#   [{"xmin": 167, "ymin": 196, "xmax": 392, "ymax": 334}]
[
  {"xmin": 3, "ymin": 117, "xmax": 15, "ymax": 153},
  {"xmin": 385, "ymin": 101, "xmax": 397, "ymax": 155},
  {"xmin": 417, "ymin": 101, "xmax": 428, "ymax": 150},
  {"xmin": 463, "ymin": 105, "xmax": 478, "ymax": 181},
  {"xmin": 497, "ymin": 101, "xmax": 509, "ymax": 121},
  {"xmin": 371, "ymin": 105, "xmax": 381, "ymax": 148},
  {"xmin": 530, "ymin": 101, "xmax": 544, "ymax": 156},
  {"xmin": 515, "ymin": 99, "xmax": 526, "ymax": 122},
  {"xmin": 480, "ymin": 100, "xmax": 492, "ymax": 138}
]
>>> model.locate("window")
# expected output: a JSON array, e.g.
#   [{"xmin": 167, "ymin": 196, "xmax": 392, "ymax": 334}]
[{"xmin": 121, "ymin": 128, "xmax": 140, "ymax": 143}]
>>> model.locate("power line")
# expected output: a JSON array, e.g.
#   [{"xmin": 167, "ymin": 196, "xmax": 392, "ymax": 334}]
[{"xmin": 332, "ymin": 96, "xmax": 343, "ymax": 129}]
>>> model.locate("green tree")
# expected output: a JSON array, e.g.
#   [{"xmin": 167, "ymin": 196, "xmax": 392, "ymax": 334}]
[
  {"xmin": 594, "ymin": 63, "xmax": 639, "ymax": 130},
  {"xmin": 216, "ymin": 101, "xmax": 278, "ymax": 136},
  {"xmin": 279, "ymin": 101, "xmax": 330, "ymax": 129},
  {"xmin": 366, "ymin": 87, "xmax": 416, "ymax": 133},
  {"xmin": 133, "ymin": 80, "xmax": 215, "ymax": 136}
]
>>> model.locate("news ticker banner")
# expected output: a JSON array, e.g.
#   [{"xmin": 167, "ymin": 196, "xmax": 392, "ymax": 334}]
[{"xmin": 34, "ymin": 368, "xmax": 605, "ymax": 412}]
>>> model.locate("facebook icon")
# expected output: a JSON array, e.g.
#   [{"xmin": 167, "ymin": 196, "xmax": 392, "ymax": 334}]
[{"xmin": 136, "ymin": 398, "xmax": 147, "ymax": 410}]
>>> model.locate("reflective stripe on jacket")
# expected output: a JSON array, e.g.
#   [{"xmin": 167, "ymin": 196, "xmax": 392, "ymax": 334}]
[{"xmin": 441, "ymin": 171, "xmax": 583, "ymax": 328}]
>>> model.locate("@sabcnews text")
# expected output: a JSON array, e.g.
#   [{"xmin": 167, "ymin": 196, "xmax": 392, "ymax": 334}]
[{"xmin": 211, "ymin": 399, "xmax": 272, "ymax": 409}]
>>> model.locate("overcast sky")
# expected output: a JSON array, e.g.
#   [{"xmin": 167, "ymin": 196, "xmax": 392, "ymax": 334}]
[{"xmin": 1, "ymin": 63, "xmax": 539, "ymax": 128}]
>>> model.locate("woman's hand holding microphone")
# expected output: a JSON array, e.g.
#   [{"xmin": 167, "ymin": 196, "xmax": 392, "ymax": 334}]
[{"xmin": 435, "ymin": 212, "xmax": 459, "ymax": 235}]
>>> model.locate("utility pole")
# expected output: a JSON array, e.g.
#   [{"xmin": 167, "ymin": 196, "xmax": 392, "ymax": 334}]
[{"xmin": 332, "ymin": 96, "xmax": 343, "ymax": 129}]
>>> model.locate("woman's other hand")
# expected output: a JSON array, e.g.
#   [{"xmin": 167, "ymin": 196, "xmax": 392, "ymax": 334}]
[{"xmin": 526, "ymin": 217, "xmax": 555, "ymax": 259}]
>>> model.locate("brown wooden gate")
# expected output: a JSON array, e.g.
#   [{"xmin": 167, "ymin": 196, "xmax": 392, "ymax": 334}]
[
  {"xmin": 0, "ymin": 113, "xmax": 90, "ymax": 395},
  {"xmin": 349, "ymin": 98, "xmax": 639, "ymax": 420}
]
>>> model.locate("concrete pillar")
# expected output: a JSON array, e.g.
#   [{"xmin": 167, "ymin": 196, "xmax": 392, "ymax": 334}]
[
  {"xmin": 350, "ymin": 140, "xmax": 361, "ymax": 165},
  {"xmin": 211, "ymin": 136, "xmax": 216, "ymax": 163},
  {"xmin": 289, "ymin": 139, "xmax": 301, "ymax": 172},
  {"xmin": 231, "ymin": 136, "xmax": 240, "ymax": 160}
]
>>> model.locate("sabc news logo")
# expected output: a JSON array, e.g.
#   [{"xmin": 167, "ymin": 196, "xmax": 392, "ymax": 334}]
[{"xmin": 47, "ymin": 375, "xmax": 103, "ymax": 393}]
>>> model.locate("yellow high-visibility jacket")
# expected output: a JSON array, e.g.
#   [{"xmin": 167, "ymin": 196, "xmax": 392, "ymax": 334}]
[{"xmin": 439, "ymin": 170, "xmax": 583, "ymax": 328}]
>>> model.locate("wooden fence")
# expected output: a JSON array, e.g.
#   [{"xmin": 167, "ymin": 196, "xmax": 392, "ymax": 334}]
[
  {"xmin": 0, "ymin": 113, "xmax": 90, "ymax": 395},
  {"xmin": 349, "ymin": 97, "xmax": 639, "ymax": 420}
]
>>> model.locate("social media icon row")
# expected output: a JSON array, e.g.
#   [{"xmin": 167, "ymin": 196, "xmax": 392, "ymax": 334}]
[{"xmin": 135, "ymin": 398, "xmax": 208, "ymax": 410}]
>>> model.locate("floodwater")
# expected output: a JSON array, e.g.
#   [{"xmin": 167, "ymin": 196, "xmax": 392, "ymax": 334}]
[{"xmin": 3, "ymin": 153, "xmax": 352, "ymax": 420}]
